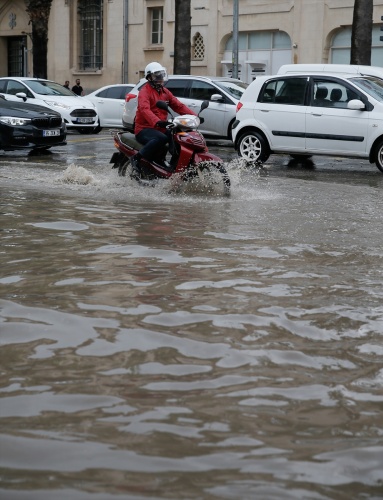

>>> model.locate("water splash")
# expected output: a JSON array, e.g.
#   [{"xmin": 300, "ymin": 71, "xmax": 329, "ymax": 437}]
[{"xmin": 58, "ymin": 163, "xmax": 95, "ymax": 185}]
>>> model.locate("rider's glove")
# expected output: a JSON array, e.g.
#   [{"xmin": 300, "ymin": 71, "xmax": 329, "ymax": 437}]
[
  {"xmin": 156, "ymin": 120, "xmax": 170, "ymax": 128},
  {"xmin": 199, "ymin": 117, "xmax": 205, "ymax": 124}
]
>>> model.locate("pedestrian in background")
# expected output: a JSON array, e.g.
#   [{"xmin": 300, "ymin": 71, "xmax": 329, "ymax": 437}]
[
  {"xmin": 63, "ymin": 80, "xmax": 70, "ymax": 89},
  {"xmin": 72, "ymin": 79, "xmax": 84, "ymax": 96}
]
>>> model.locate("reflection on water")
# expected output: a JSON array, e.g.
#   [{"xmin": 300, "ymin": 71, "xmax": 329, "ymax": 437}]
[{"xmin": 1, "ymin": 161, "xmax": 383, "ymax": 499}]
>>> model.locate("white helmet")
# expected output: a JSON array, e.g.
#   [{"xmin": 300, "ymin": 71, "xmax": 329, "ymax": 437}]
[{"xmin": 145, "ymin": 62, "xmax": 168, "ymax": 82}]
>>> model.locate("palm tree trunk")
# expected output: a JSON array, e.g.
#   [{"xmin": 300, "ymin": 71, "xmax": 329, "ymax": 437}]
[
  {"xmin": 173, "ymin": 0, "xmax": 191, "ymax": 74},
  {"xmin": 350, "ymin": 0, "xmax": 373, "ymax": 65},
  {"xmin": 25, "ymin": 0, "xmax": 52, "ymax": 78}
]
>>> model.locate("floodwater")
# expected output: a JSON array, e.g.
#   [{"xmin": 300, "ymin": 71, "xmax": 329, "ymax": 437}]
[{"xmin": 1, "ymin": 136, "xmax": 383, "ymax": 500}]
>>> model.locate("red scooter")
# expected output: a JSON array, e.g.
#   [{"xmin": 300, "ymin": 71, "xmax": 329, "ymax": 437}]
[{"xmin": 110, "ymin": 100, "xmax": 230, "ymax": 196}]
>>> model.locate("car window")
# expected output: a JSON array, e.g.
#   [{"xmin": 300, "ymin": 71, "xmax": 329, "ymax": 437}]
[
  {"xmin": 105, "ymin": 86, "xmax": 127, "ymax": 99},
  {"xmin": 312, "ymin": 79, "xmax": 358, "ymax": 108},
  {"xmin": 349, "ymin": 76, "xmax": 383, "ymax": 101},
  {"xmin": 0, "ymin": 80, "xmax": 7, "ymax": 93},
  {"xmin": 260, "ymin": 77, "xmax": 308, "ymax": 105},
  {"xmin": 215, "ymin": 80, "xmax": 248, "ymax": 100},
  {"xmin": 189, "ymin": 81, "xmax": 220, "ymax": 101},
  {"xmin": 165, "ymin": 79, "xmax": 188, "ymax": 98},
  {"xmin": 6, "ymin": 80, "xmax": 30, "ymax": 96},
  {"xmin": 96, "ymin": 89, "xmax": 108, "ymax": 98}
]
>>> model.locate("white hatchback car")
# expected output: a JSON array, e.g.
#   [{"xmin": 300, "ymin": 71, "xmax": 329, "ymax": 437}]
[
  {"xmin": 232, "ymin": 72, "xmax": 383, "ymax": 172},
  {"xmin": 85, "ymin": 83, "xmax": 135, "ymax": 132},
  {"xmin": 0, "ymin": 77, "xmax": 98, "ymax": 134},
  {"xmin": 122, "ymin": 75, "xmax": 248, "ymax": 140}
]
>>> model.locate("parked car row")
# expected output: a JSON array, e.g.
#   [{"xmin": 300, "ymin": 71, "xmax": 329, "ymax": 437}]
[
  {"xmin": 0, "ymin": 75, "xmax": 248, "ymax": 152},
  {"xmin": 3, "ymin": 65, "xmax": 383, "ymax": 175}
]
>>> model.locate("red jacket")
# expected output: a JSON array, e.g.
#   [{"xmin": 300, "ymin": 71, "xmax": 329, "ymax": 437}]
[{"xmin": 134, "ymin": 82, "xmax": 196, "ymax": 135}]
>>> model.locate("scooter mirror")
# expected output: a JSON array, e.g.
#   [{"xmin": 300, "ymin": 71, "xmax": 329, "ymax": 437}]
[
  {"xmin": 200, "ymin": 100, "xmax": 209, "ymax": 111},
  {"xmin": 156, "ymin": 100, "xmax": 169, "ymax": 111}
]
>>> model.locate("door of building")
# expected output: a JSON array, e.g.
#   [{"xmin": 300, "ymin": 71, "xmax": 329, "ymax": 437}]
[{"xmin": 8, "ymin": 36, "xmax": 27, "ymax": 76}]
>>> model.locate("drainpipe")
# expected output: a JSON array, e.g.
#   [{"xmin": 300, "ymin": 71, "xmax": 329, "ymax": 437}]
[
  {"xmin": 123, "ymin": 0, "xmax": 129, "ymax": 83},
  {"xmin": 232, "ymin": 0, "xmax": 239, "ymax": 79}
]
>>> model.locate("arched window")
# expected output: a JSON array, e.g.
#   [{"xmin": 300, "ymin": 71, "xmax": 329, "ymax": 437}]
[
  {"xmin": 331, "ymin": 26, "xmax": 383, "ymax": 65},
  {"xmin": 78, "ymin": 0, "xmax": 103, "ymax": 70},
  {"xmin": 192, "ymin": 32, "xmax": 205, "ymax": 60}
]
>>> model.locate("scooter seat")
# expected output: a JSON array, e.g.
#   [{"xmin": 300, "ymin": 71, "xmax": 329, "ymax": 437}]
[{"xmin": 120, "ymin": 133, "xmax": 143, "ymax": 150}]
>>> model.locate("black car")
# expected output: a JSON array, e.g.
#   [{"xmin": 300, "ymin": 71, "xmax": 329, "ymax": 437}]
[{"xmin": 0, "ymin": 95, "xmax": 67, "ymax": 151}]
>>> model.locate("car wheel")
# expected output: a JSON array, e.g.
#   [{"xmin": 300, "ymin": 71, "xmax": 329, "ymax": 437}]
[
  {"xmin": 374, "ymin": 139, "xmax": 383, "ymax": 173},
  {"xmin": 237, "ymin": 130, "xmax": 270, "ymax": 162},
  {"xmin": 290, "ymin": 154, "xmax": 312, "ymax": 161}
]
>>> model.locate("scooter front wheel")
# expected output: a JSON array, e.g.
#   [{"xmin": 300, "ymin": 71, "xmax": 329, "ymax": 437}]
[{"xmin": 195, "ymin": 161, "xmax": 231, "ymax": 197}]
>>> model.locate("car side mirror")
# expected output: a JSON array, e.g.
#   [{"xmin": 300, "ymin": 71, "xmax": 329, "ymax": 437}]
[
  {"xmin": 211, "ymin": 94, "xmax": 224, "ymax": 102},
  {"xmin": 347, "ymin": 99, "xmax": 365, "ymax": 110},
  {"xmin": 16, "ymin": 92, "xmax": 28, "ymax": 102}
]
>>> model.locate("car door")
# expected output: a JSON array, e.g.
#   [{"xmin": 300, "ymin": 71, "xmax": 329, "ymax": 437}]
[
  {"xmin": 254, "ymin": 76, "xmax": 308, "ymax": 151},
  {"xmin": 305, "ymin": 77, "xmax": 369, "ymax": 154},
  {"xmin": 95, "ymin": 86, "xmax": 129, "ymax": 127},
  {"xmin": 184, "ymin": 80, "xmax": 229, "ymax": 137}
]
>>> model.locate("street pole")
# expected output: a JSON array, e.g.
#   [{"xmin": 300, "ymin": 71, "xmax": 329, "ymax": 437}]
[{"xmin": 232, "ymin": 0, "xmax": 239, "ymax": 79}]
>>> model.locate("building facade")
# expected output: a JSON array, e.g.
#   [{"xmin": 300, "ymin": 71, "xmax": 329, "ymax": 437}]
[{"xmin": 0, "ymin": 0, "xmax": 382, "ymax": 94}]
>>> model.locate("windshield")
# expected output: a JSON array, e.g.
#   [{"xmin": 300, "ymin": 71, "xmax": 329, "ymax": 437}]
[
  {"xmin": 214, "ymin": 80, "xmax": 248, "ymax": 100},
  {"xmin": 349, "ymin": 76, "xmax": 383, "ymax": 101},
  {"xmin": 26, "ymin": 80, "xmax": 76, "ymax": 97}
]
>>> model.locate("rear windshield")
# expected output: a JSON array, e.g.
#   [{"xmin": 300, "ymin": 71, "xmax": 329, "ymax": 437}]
[
  {"xmin": 214, "ymin": 80, "xmax": 248, "ymax": 100},
  {"xmin": 349, "ymin": 76, "xmax": 383, "ymax": 101}
]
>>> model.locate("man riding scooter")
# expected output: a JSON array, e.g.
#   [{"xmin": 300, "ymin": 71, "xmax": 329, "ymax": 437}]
[{"xmin": 130, "ymin": 62, "xmax": 197, "ymax": 181}]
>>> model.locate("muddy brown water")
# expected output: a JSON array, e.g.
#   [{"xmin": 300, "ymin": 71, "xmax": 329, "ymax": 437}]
[{"xmin": 1, "ymin": 139, "xmax": 383, "ymax": 499}]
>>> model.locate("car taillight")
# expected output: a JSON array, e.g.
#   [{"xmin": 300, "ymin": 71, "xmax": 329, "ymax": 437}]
[
  {"xmin": 236, "ymin": 102, "xmax": 243, "ymax": 113},
  {"xmin": 125, "ymin": 93, "xmax": 137, "ymax": 102}
]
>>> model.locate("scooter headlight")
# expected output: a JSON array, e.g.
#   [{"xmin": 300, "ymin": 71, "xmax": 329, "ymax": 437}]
[{"xmin": 173, "ymin": 115, "xmax": 200, "ymax": 130}]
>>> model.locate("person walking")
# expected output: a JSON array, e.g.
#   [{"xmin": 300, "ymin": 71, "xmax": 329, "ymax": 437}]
[
  {"xmin": 63, "ymin": 80, "xmax": 70, "ymax": 89},
  {"xmin": 130, "ymin": 62, "xmax": 196, "ymax": 181},
  {"xmin": 71, "ymin": 79, "xmax": 84, "ymax": 96}
]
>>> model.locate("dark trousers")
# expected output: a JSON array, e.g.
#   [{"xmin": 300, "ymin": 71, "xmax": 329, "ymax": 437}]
[{"xmin": 136, "ymin": 128, "xmax": 171, "ymax": 162}]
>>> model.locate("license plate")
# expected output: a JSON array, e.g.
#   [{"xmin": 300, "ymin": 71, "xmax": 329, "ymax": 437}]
[
  {"xmin": 43, "ymin": 130, "xmax": 60, "ymax": 137},
  {"xmin": 76, "ymin": 117, "xmax": 93, "ymax": 123}
]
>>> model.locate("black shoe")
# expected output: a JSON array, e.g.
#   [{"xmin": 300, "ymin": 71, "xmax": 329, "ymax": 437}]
[{"xmin": 130, "ymin": 156, "xmax": 141, "ymax": 181}]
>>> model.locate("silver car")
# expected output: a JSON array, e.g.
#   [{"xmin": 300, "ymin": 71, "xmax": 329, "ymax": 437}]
[{"xmin": 122, "ymin": 75, "xmax": 248, "ymax": 140}]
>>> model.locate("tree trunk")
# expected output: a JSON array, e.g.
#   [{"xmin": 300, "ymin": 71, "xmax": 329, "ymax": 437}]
[
  {"xmin": 173, "ymin": 0, "xmax": 191, "ymax": 74},
  {"xmin": 25, "ymin": 0, "xmax": 52, "ymax": 79},
  {"xmin": 350, "ymin": 0, "xmax": 373, "ymax": 65}
]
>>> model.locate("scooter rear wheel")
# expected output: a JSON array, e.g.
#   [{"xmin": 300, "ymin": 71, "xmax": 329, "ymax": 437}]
[{"xmin": 118, "ymin": 159, "xmax": 130, "ymax": 177}]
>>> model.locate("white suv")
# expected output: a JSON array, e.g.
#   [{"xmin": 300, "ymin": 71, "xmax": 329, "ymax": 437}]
[
  {"xmin": 122, "ymin": 75, "xmax": 248, "ymax": 140},
  {"xmin": 0, "ymin": 77, "xmax": 98, "ymax": 134},
  {"xmin": 232, "ymin": 71, "xmax": 383, "ymax": 172}
]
